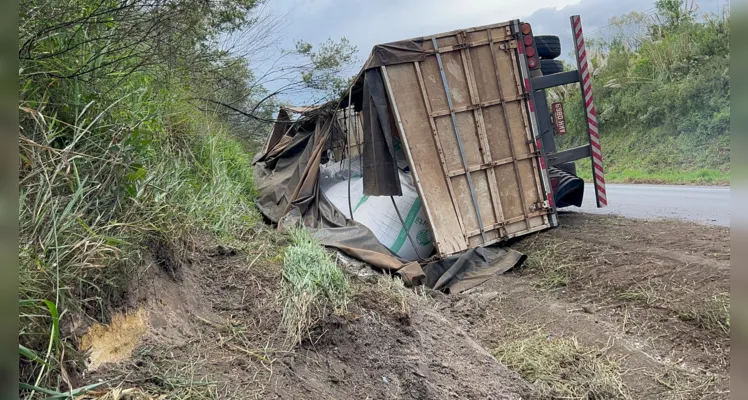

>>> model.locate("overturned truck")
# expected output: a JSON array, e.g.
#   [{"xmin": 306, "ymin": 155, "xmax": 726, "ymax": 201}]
[{"xmin": 254, "ymin": 17, "xmax": 607, "ymax": 292}]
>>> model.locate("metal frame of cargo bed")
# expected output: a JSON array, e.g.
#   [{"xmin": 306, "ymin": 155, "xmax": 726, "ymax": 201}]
[
  {"xmin": 527, "ymin": 15, "xmax": 608, "ymax": 208},
  {"xmin": 339, "ymin": 15, "xmax": 606, "ymax": 260}
]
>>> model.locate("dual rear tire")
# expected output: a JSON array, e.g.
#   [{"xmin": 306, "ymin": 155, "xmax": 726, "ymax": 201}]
[{"xmin": 534, "ymin": 35, "xmax": 563, "ymax": 75}]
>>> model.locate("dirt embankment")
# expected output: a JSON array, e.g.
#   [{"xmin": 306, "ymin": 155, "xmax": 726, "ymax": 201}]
[
  {"xmin": 77, "ymin": 213, "xmax": 729, "ymax": 400},
  {"xmin": 78, "ymin": 229, "xmax": 532, "ymax": 399},
  {"xmin": 442, "ymin": 213, "xmax": 730, "ymax": 399}
]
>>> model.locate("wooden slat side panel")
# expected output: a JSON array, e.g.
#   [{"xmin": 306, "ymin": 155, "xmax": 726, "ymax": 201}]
[
  {"xmin": 460, "ymin": 40, "xmax": 505, "ymax": 230},
  {"xmin": 493, "ymin": 164, "xmax": 523, "ymax": 220},
  {"xmin": 481, "ymin": 104, "xmax": 513, "ymax": 160},
  {"xmin": 517, "ymin": 158, "xmax": 543, "ymax": 209},
  {"xmin": 468, "ymin": 44, "xmax": 501, "ymax": 104},
  {"xmin": 450, "ymin": 175, "xmax": 477, "ymax": 233},
  {"xmin": 506, "ymin": 216, "xmax": 546, "ymax": 236},
  {"xmin": 448, "ymin": 172, "xmax": 501, "ymax": 237},
  {"xmin": 384, "ymin": 63, "xmax": 467, "ymax": 255},
  {"xmin": 438, "ymin": 50, "xmax": 471, "ymax": 110},
  {"xmin": 419, "ymin": 55, "xmax": 449, "ymax": 115},
  {"xmin": 468, "ymin": 228, "xmax": 500, "ymax": 248},
  {"xmin": 495, "ymin": 42, "xmax": 521, "ymax": 100},
  {"xmin": 471, "ymin": 170, "xmax": 499, "ymax": 229},
  {"xmin": 422, "ymin": 22, "xmax": 511, "ymax": 42},
  {"xmin": 383, "ymin": 23, "xmax": 552, "ymax": 256},
  {"xmin": 413, "ymin": 61, "xmax": 469, "ymax": 240}
]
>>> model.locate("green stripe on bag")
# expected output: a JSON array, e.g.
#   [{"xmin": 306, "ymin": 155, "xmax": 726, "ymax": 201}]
[{"xmin": 390, "ymin": 198, "xmax": 422, "ymax": 253}]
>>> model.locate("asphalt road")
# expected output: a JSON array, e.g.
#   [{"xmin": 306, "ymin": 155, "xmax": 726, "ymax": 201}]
[{"xmin": 571, "ymin": 183, "xmax": 730, "ymax": 227}]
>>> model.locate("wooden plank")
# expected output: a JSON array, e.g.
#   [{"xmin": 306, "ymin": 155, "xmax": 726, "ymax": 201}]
[
  {"xmin": 508, "ymin": 40, "xmax": 547, "ymax": 224},
  {"xmin": 426, "ymin": 38, "xmax": 515, "ymax": 53},
  {"xmin": 428, "ymin": 95, "xmax": 525, "ymax": 117},
  {"xmin": 446, "ymin": 152, "xmax": 537, "ymax": 176},
  {"xmin": 465, "ymin": 210, "xmax": 549, "ymax": 236},
  {"xmin": 469, "ymin": 216, "xmax": 549, "ymax": 247},
  {"xmin": 458, "ymin": 33, "xmax": 505, "ymax": 231},
  {"xmin": 489, "ymin": 29, "xmax": 531, "ymax": 231},
  {"xmin": 414, "ymin": 61, "xmax": 468, "ymax": 242},
  {"xmin": 381, "ymin": 64, "xmax": 467, "ymax": 255},
  {"xmin": 420, "ymin": 21, "xmax": 513, "ymax": 41}
]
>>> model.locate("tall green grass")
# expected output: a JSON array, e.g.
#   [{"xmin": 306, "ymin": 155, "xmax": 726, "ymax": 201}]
[
  {"xmin": 281, "ymin": 228, "xmax": 348, "ymax": 346},
  {"xmin": 18, "ymin": 0, "xmax": 269, "ymax": 395},
  {"xmin": 574, "ymin": 159, "xmax": 730, "ymax": 185},
  {"xmin": 553, "ymin": 10, "xmax": 729, "ymax": 184},
  {"xmin": 19, "ymin": 94, "xmax": 260, "ymax": 392}
]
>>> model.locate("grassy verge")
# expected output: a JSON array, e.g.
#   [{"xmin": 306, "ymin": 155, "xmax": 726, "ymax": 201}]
[
  {"xmin": 281, "ymin": 228, "xmax": 349, "ymax": 346},
  {"xmin": 574, "ymin": 159, "xmax": 730, "ymax": 186}
]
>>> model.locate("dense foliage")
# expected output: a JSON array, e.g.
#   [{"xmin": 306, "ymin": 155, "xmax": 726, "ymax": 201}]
[
  {"xmin": 18, "ymin": 0, "xmax": 354, "ymax": 395},
  {"xmin": 555, "ymin": 0, "xmax": 730, "ymax": 183}
]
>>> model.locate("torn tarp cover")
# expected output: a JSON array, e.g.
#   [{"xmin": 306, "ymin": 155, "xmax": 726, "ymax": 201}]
[
  {"xmin": 348, "ymin": 38, "xmax": 427, "ymax": 196},
  {"xmin": 253, "ymin": 106, "xmax": 526, "ymax": 293}
]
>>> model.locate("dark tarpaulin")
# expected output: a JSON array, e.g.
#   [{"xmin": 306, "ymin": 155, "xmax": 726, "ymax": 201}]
[
  {"xmin": 362, "ymin": 40, "xmax": 426, "ymax": 70},
  {"xmin": 422, "ymin": 247, "xmax": 526, "ymax": 294},
  {"xmin": 341, "ymin": 39, "xmax": 427, "ymax": 196},
  {"xmin": 361, "ymin": 68, "xmax": 401, "ymax": 196},
  {"xmin": 253, "ymin": 107, "xmax": 526, "ymax": 293}
]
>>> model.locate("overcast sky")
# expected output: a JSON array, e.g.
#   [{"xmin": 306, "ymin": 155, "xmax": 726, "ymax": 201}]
[{"xmin": 253, "ymin": 0, "xmax": 723, "ymax": 104}]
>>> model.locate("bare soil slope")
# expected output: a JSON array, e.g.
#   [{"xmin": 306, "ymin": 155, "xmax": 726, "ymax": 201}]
[
  {"xmin": 78, "ymin": 213, "xmax": 729, "ymax": 400},
  {"xmin": 81, "ymin": 231, "xmax": 532, "ymax": 399}
]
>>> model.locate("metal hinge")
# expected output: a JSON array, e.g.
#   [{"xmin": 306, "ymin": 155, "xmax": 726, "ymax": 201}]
[{"xmin": 530, "ymin": 200, "xmax": 551, "ymax": 212}]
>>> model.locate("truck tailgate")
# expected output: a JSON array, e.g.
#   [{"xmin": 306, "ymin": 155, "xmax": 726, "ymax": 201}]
[{"xmin": 379, "ymin": 21, "xmax": 555, "ymax": 257}]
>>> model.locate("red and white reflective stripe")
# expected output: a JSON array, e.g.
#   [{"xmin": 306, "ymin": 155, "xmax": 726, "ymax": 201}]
[{"xmin": 572, "ymin": 15, "xmax": 607, "ymax": 208}]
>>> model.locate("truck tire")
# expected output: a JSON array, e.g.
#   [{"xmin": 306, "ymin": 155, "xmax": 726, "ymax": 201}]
[
  {"xmin": 535, "ymin": 35, "xmax": 561, "ymax": 59},
  {"xmin": 549, "ymin": 166, "xmax": 584, "ymax": 208},
  {"xmin": 540, "ymin": 59, "xmax": 564, "ymax": 75},
  {"xmin": 556, "ymin": 162, "xmax": 576, "ymax": 176}
]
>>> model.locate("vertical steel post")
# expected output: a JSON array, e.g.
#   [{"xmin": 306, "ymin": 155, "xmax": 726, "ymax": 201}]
[{"xmin": 571, "ymin": 15, "xmax": 608, "ymax": 208}]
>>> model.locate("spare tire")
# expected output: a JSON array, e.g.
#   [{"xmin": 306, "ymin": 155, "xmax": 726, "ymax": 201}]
[
  {"xmin": 535, "ymin": 35, "xmax": 561, "ymax": 59},
  {"xmin": 540, "ymin": 59, "xmax": 564, "ymax": 75}
]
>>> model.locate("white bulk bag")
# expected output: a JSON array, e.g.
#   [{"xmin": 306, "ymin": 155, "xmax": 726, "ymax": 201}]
[{"xmin": 323, "ymin": 171, "xmax": 434, "ymax": 261}]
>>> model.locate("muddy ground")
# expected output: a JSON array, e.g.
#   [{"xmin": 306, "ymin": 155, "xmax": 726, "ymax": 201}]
[{"xmin": 78, "ymin": 213, "xmax": 729, "ymax": 399}]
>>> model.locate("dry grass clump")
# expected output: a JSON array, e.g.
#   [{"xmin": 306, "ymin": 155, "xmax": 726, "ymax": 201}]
[
  {"xmin": 281, "ymin": 228, "xmax": 349, "ymax": 346},
  {"xmin": 518, "ymin": 239, "xmax": 579, "ymax": 289},
  {"xmin": 677, "ymin": 292, "xmax": 730, "ymax": 335},
  {"xmin": 493, "ymin": 333, "xmax": 629, "ymax": 399}
]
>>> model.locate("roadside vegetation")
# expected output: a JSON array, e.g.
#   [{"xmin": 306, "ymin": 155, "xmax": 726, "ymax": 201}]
[
  {"xmin": 18, "ymin": 0, "xmax": 354, "ymax": 396},
  {"xmin": 281, "ymin": 228, "xmax": 349, "ymax": 346},
  {"xmin": 555, "ymin": 0, "xmax": 730, "ymax": 185}
]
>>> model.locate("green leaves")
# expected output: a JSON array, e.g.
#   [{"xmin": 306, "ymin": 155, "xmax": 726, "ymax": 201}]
[
  {"xmin": 294, "ymin": 37, "xmax": 358, "ymax": 96},
  {"xmin": 555, "ymin": 6, "xmax": 729, "ymax": 180},
  {"xmin": 20, "ymin": 299, "xmax": 61, "ymax": 350},
  {"xmin": 19, "ymin": 381, "xmax": 105, "ymax": 399}
]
